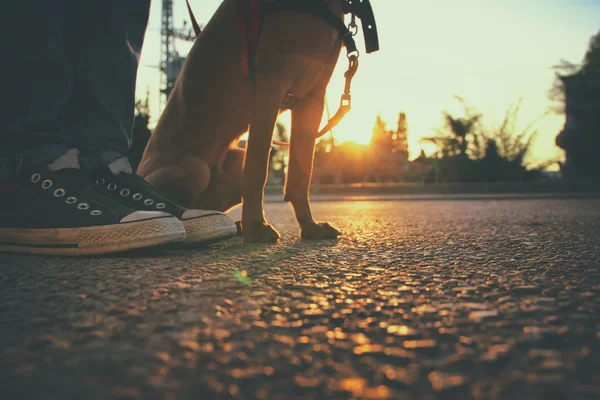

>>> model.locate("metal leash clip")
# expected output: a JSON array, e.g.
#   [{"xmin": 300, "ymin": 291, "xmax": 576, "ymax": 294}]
[{"xmin": 341, "ymin": 54, "xmax": 359, "ymax": 108}]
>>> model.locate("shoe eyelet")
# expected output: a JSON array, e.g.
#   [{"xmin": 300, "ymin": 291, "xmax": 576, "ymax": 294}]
[
  {"xmin": 107, "ymin": 183, "xmax": 117, "ymax": 191},
  {"xmin": 133, "ymin": 193, "xmax": 143, "ymax": 201},
  {"xmin": 66, "ymin": 197, "xmax": 77, "ymax": 204},
  {"xmin": 156, "ymin": 203, "xmax": 166, "ymax": 209},
  {"xmin": 144, "ymin": 199, "xmax": 154, "ymax": 206},
  {"xmin": 77, "ymin": 203, "xmax": 90, "ymax": 210},
  {"xmin": 96, "ymin": 177, "xmax": 105, "ymax": 185},
  {"xmin": 31, "ymin": 173, "xmax": 41, "ymax": 183},
  {"xmin": 90, "ymin": 210, "xmax": 103, "ymax": 216},
  {"xmin": 120, "ymin": 188, "xmax": 130, "ymax": 197},
  {"xmin": 53, "ymin": 188, "xmax": 66, "ymax": 197},
  {"xmin": 41, "ymin": 179, "xmax": 53, "ymax": 189}
]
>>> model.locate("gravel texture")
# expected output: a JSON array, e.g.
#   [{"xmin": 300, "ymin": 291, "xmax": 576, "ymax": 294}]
[{"xmin": 1, "ymin": 197, "xmax": 599, "ymax": 400}]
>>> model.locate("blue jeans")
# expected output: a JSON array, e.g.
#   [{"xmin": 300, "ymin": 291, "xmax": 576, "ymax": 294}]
[{"xmin": 0, "ymin": 0, "xmax": 150, "ymax": 179}]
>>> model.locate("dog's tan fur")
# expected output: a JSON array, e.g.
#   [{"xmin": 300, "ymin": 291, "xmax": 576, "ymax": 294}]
[{"xmin": 138, "ymin": 0, "xmax": 345, "ymax": 242}]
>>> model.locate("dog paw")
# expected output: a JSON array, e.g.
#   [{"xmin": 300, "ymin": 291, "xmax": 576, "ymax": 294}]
[
  {"xmin": 242, "ymin": 221, "xmax": 281, "ymax": 243},
  {"xmin": 234, "ymin": 220, "xmax": 242, "ymax": 236},
  {"xmin": 301, "ymin": 221, "xmax": 341, "ymax": 239}
]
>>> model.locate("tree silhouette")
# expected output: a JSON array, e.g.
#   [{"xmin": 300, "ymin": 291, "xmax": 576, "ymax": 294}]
[
  {"xmin": 548, "ymin": 29, "xmax": 600, "ymax": 114},
  {"xmin": 421, "ymin": 96, "xmax": 483, "ymax": 159},
  {"xmin": 420, "ymin": 97, "xmax": 556, "ymax": 183},
  {"xmin": 370, "ymin": 112, "xmax": 409, "ymax": 154},
  {"xmin": 370, "ymin": 113, "xmax": 389, "ymax": 148},
  {"xmin": 581, "ymin": 30, "xmax": 600, "ymax": 74},
  {"xmin": 393, "ymin": 112, "xmax": 409, "ymax": 154},
  {"xmin": 491, "ymin": 99, "xmax": 543, "ymax": 167}
]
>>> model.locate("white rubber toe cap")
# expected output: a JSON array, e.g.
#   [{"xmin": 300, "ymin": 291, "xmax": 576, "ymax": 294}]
[
  {"xmin": 120, "ymin": 210, "xmax": 173, "ymax": 223},
  {"xmin": 181, "ymin": 209, "xmax": 223, "ymax": 220}
]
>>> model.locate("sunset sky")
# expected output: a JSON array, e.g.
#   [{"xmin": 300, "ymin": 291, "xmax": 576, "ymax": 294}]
[{"xmin": 136, "ymin": 0, "xmax": 600, "ymax": 166}]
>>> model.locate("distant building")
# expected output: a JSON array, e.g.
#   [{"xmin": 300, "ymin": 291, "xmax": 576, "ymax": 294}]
[{"xmin": 555, "ymin": 73, "xmax": 600, "ymax": 180}]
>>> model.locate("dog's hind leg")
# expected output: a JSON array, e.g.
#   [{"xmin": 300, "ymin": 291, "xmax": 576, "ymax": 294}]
[
  {"xmin": 284, "ymin": 92, "xmax": 341, "ymax": 239},
  {"xmin": 191, "ymin": 148, "xmax": 244, "ymax": 213},
  {"xmin": 141, "ymin": 154, "xmax": 211, "ymax": 207}
]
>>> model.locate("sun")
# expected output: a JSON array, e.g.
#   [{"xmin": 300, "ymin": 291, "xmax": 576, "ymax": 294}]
[{"xmin": 321, "ymin": 98, "xmax": 373, "ymax": 146}]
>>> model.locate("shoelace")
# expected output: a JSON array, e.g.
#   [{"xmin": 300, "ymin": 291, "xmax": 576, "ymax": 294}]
[{"xmin": 96, "ymin": 172, "xmax": 167, "ymax": 210}]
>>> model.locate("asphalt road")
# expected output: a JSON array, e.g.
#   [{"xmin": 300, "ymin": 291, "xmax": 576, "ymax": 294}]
[{"xmin": 1, "ymin": 196, "xmax": 599, "ymax": 400}]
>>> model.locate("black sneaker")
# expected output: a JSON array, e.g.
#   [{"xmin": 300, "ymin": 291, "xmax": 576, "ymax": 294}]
[
  {"xmin": 0, "ymin": 155, "xmax": 186, "ymax": 256},
  {"xmin": 90, "ymin": 160, "xmax": 237, "ymax": 245}
]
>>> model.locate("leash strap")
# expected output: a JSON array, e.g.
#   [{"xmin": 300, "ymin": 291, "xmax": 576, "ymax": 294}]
[
  {"xmin": 235, "ymin": 1, "xmax": 251, "ymax": 76},
  {"xmin": 342, "ymin": 0, "xmax": 380, "ymax": 53},
  {"xmin": 317, "ymin": 53, "xmax": 358, "ymax": 137},
  {"xmin": 234, "ymin": 0, "xmax": 262, "ymax": 80},
  {"xmin": 184, "ymin": 0, "xmax": 376, "ymax": 142},
  {"xmin": 185, "ymin": 0, "xmax": 202, "ymax": 36},
  {"xmin": 262, "ymin": 0, "xmax": 358, "ymax": 55},
  {"xmin": 185, "ymin": 0, "xmax": 259, "ymax": 79},
  {"xmin": 260, "ymin": 0, "xmax": 362, "ymax": 138}
]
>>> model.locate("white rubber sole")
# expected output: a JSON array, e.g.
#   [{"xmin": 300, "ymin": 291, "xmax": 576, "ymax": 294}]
[
  {"xmin": 181, "ymin": 212, "xmax": 238, "ymax": 245},
  {"xmin": 0, "ymin": 216, "xmax": 186, "ymax": 256}
]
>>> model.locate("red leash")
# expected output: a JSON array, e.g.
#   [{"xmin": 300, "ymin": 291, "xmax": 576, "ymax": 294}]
[
  {"xmin": 187, "ymin": 0, "xmax": 260, "ymax": 78},
  {"xmin": 236, "ymin": 0, "xmax": 262, "ymax": 77},
  {"xmin": 235, "ymin": 2, "xmax": 250, "ymax": 76},
  {"xmin": 184, "ymin": 0, "xmax": 288, "ymax": 148},
  {"xmin": 185, "ymin": 0, "xmax": 202, "ymax": 36}
]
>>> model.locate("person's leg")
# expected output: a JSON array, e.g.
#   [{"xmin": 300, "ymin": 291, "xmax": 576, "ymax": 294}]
[
  {"xmin": 0, "ymin": 0, "xmax": 72, "ymax": 177},
  {"xmin": 0, "ymin": 1, "xmax": 186, "ymax": 256},
  {"xmin": 78, "ymin": 0, "xmax": 237, "ymax": 245},
  {"xmin": 59, "ymin": 0, "xmax": 150, "ymax": 169}
]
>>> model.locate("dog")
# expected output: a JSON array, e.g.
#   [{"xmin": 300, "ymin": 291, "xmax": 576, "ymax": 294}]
[{"xmin": 137, "ymin": 0, "xmax": 378, "ymax": 242}]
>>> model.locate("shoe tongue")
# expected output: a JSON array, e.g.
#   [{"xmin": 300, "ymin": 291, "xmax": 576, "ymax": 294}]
[
  {"xmin": 107, "ymin": 157, "xmax": 132, "ymax": 175},
  {"xmin": 48, "ymin": 149, "xmax": 80, "ymax": 171}
]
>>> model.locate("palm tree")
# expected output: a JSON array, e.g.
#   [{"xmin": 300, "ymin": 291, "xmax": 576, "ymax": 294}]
[
  {"xmin": 420, "ymin": 97, "xmax": 557, "ymax": 182},
  {"xmin": 420, "ymin": 96, "xmax": 483, "ymax": 159},
  {"xmin": 490, "ymin": 99, "xmax": 544, "ymax": 169}
]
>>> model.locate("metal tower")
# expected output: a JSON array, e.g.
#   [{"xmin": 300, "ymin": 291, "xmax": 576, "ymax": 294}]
[{"xmin": 160, "ymin": 0, "xmax": 198, "ymax": 108}]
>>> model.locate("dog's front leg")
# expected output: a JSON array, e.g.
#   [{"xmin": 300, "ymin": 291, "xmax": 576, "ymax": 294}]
[
  {"xmin": 239, "ymin": 85, "xmax": 286, "ymax": 243},
  {"xmin": 284, "ymin": 93, "xmax": 341, "ymax": 240}
]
